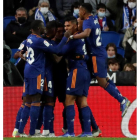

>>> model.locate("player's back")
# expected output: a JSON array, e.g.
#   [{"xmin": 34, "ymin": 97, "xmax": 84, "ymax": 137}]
[
  {"xmin": 83, "ymin": 15, "xmax": 107, "ymax": 57},
  {"xmin": 24, "ymin": 34, "xmax": 46, "ymax": 78}
]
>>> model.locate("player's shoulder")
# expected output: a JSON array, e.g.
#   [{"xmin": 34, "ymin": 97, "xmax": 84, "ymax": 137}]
[{"xmin": 27, "ymin": 34, "xmax": 44, "ymax": 45}]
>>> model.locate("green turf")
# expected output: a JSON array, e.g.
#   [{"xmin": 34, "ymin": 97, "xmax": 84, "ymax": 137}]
[{"xmin": 3, "ymin": 138, "xmax": 137, "ymax": 140}]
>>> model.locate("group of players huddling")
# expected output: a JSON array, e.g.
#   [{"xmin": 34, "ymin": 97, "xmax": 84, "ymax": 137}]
[{"xmin": 12, "ymin": 3, "xmax": 131, "ymax": 138}]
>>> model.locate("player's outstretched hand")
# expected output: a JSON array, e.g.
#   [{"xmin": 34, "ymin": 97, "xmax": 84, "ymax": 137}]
[{"xmin": 64, "ymin": 31, "xmax": 71, "ymax": 38}]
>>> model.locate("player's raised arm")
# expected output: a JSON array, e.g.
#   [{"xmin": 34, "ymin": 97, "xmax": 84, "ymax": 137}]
[
  {"xmin": 72, "ymin": 28, "xmax": 91, "ymax": 39},
  {"xmin": 40, "ymin": 31, "xmax": 71, "ymax": 54}
]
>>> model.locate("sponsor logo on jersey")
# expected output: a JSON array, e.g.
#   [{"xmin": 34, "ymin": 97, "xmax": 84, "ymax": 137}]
[{"xmin": 44, "ymin": 40, "xmax": 50, "ymax": 47}]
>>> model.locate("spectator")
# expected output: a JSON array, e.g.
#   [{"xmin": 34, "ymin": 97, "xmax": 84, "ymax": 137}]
[
  {"xmin": 125, "ymin": 27, "xmax": 137, "ymax": 63},
  {"xmin": 108, "ymin": 58, "xmax": 120, "ymax": 71},
  {"xmin": 107, "ymin": 0, "xmax": 136, "ymax": 33},
  {"xmin": 28, "ymin": 0, "xmax": 56, "ymax": 26},
  {"xmin": 4, "ymin": 7, "xmax": 31, "ymax": 49},
  {"xmin": 94, "ymin": 3, "xmax": 115, "ymax": 31},
  {"xmin": 56, "ymin": 0, "xmax": 79, "ymax": 19},
  {"xmin": 84, "ymin": 0, "xmax": 110, "ymax": 16},
  {"xmin": 3, "ymin": 41, "xmax": 23, "ymax": 86},
  {"xmin": 72, "ymin": 2, "xmax": 80, "ymax": 18},
  {"xmin": 122, "ymin": 16, "xmax": 137, "ymax": 49},
  {"xmin": 106, "ymin": 43, "xmax": 125, "ymax": 70},
  {"xmin": 123, "ymin": 63, "xmax": 135, "ymax": 71}
]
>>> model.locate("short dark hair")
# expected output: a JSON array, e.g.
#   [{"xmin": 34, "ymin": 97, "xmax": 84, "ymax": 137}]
[
  {"xmin": 46, "ymin": 20, "xmax": 59, "ymax": 30},
  {"xmin": 31, "ymin": 20, "xmax": 44, "ymax": 31},
  {"xmin": 108, "ymin": 58, "xmax": 120, "ymax": 65},
  {"xmin": 106, "ymin": 43, "xmax": 117, "ymax": 55},
  {"xmin": 80, "ymin": 3, "xmax": 93, "ymax": 13},
  {"xmin": 65, "ymin": 16, "xmax": 78, "ymax": 25},
  {"xmin": 57, "ymin": 22, "xmax": 64, "ymax": 28},
  {"xmin": 96, "ymin": 3, "xmax": 106, "ymax": 10}
]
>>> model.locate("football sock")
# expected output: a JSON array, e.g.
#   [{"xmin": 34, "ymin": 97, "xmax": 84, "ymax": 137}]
[
  {"xmin": 49, "ymin": 108, "xmax": 54, "ymax": 133},
  {"xmin": 18, "ymin": 103, "xmax": 31, "ymax": 133},
  {"xmin": 80, "ymin": 106, "xmax": 91, "ymax": 133},
  {"xmin": 66, "ymin": 105, "xmax": 75, "ymax": 134},
  {"xmin": 78, "ymin": 107, "xmax": 84, "ymax": 131},
  {"xmin": 105, "ymin": 83, "xmax": 124, "ymax": 103},
  {"xmin": 43, "ymin": 105, "xmax": 53, "ymax": 132},
  {"xmin": 29, "ymin": 102, "xmax": 40, "ymax": 135},
  {"xmin": 35, "ymin": 106, "xmax": 44, "ymax": 132},
  {"xmin": 88, "ymin": 107, "xmax": 98, "ymax": 130},
  {"xmin": 108, "ymin": 79, "xmax": 122, "ymax": 95},
  {"xmin": 15, "ymin": 104, "xmax": 24, "ymax": 129},
  {"xmin": 62, "ymin": 108, "xmax": 67, "ymax": 130}
]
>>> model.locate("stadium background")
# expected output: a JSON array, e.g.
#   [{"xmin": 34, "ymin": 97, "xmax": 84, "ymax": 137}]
[
  {"xmin": 3, "ymin": 0, "xmax": 137, "ymax": 138},
  {"xmin": 3, "ymin": 86, "xmax": 136, "ymax": 138}
]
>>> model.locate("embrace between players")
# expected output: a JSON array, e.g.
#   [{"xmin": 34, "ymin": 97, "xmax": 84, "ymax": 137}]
[{"xmin": 12, "ymin": 3, "xmax": 130, "ymax": 138}]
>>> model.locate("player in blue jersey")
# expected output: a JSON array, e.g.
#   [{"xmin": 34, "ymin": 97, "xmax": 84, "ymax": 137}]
[
  {"xmin": 58, "ymin": 16, "xmax": 93, "ymax": 137},
  {"xmin": 76, "ymin": 17, "xmax": 102, "ymax": 137},
  {"xmin": 15, "ymin": 20, "xmax": 70, "ymax": 137},
  {"xmin": 70, "ymin": 3, "xmax": 130, "ymax": 118},
  {"xmin": 12, "ymin": 40, "xmax": 28, "ymax": 137}
]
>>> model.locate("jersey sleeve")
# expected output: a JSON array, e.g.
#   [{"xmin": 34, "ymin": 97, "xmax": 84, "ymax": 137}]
[
  {"xmin": 58, "ymin": 40, "xmax": 76, "ymax": 55},
  {"xmin": 18, "ymin": 40, "xmax": 27, "ymax": 52},
  {"xmin": 83, "ymin": 19, "xmax": 92, "ymax": 30},
  {"xmin": 38, "ymin": 37, "xmax": 68, "ymax": 54}
]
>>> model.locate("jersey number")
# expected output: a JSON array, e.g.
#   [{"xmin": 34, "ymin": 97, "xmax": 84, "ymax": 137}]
[
  {"xmin": 82, "ymin": 44, "xmax": 87, "ymax": 55},
  {"xmin": 95, "ymin": 28, "xmax": 102, "ymax": 47},
  {"xmin": 27, "ymin": 47, "xmax": 35, "ymax": 64}
]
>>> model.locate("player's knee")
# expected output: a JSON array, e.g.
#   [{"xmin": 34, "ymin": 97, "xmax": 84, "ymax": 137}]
[
  {"xmin": 31, "ymin": 93, "xmax": 41, "ymax": 102},
  {"xmin": 23, "ymin": 96, "xmax": 26, "ymax": 104}
]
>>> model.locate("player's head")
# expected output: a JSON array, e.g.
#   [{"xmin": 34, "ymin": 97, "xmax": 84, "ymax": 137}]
[
  {"xmin": 54, "ymin": 22, "xmax": 64, "ymax": 41},
  {"xmin": 46, "ymin": 20, "xmax": 59, "ymax": 39},
  {"xmin": 77, "ymin": 18, "xmax": 83, "ymax": 32},
  {"xmin": 64, "ymin": 16, "xmax": 78, "ymax": 34},
  {"xmin": 96, "ymin": 3, "xmax": 106, "ymax": 18},
  {"xmin": 31, "ymin": 20, "xmax": 45, "ymax": 35},
  {"xmin": 79, "ymin": 3, "xmax": 93, "ymax": 20}
]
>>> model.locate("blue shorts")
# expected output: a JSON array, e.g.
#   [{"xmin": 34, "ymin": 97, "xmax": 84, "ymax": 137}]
[
  {"xmin": 43, "ymin": 69, "xmax": 54, "ymax": 97},
  {"xmin": 23, "ymin": 74, "xmax": 44, "ymax": 96},
  {"xmin": 91, "ymin": 56, "xmax": 107, "ymax": 78},
  {"xmin": 66, "ymin": 68, "xmax": 91, "ymax": 97}
]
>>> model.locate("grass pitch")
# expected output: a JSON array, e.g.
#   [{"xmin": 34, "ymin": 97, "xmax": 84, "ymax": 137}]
[{"xmin": 3, "ymin": 138, "xmax": 136, "ymax": 140}]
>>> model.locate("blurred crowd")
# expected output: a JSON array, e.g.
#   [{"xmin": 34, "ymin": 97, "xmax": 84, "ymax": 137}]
[{"xmin": 3, "ymin": 0, "xmax": 137, "ymax": 85}]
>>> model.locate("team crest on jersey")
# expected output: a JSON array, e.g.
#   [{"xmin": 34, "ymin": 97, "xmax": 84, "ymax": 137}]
[
  {"xmin": 44, "ymin": 40, "xmax": 50, "ymax": 47},
  {"xmin": 18, "ymin": 43, "xmax": 24, "ymax": 50}
]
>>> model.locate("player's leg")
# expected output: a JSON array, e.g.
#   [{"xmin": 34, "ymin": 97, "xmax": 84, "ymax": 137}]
[
  {"xmin": 28, "ymin": 93, "xmax": 41, "ymax": 136},
  {"xmin": 42, "ymin": 96, "xmax": 55, "ymax": 137},
  {"xmin": 96, "ymin": 76, "xmax": 130, "ymax": 117},
  {"xmin": 17, "ymin": 94, "xmax": 32, "ymax": 137},
  {"xmin": 41, "ymin": 73, "xmax": 55, "ymax": 137},
  {"xmin": 35, "ymin": 105, "xmax": 44, "ymax": 134},
  {"xmin": 92, "ymin": 56, "xmax": 130, "ymax": 117},
  {"xmin": 76, "ymin": 96, "xmax": 92, "ymax": 137},
  {"xmin": 12, "ymin": 96, "xmax": 26, "ymax": 137},
  {"xmin": 60, "ymin": 94, "xmax": 76, "ymax": 137}
]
